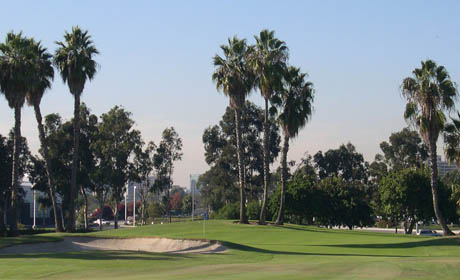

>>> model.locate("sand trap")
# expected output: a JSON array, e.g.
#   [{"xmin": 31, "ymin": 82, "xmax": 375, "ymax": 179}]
[{"xmin": 0, "ymin": 237, "xmax": 227, "ymax": 255}]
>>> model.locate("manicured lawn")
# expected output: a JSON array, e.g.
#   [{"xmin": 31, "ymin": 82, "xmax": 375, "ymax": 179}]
[{"xmin": 1, "ymin": 220, "xmax": 459, "ymax": 279}]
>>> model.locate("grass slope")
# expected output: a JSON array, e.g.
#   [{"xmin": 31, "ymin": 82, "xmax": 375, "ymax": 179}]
[{"xmin": 1, "ymin": 220, "xmax": 459, "ymax": 279}]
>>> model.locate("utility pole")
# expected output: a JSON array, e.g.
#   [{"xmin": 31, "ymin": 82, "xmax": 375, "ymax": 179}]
[{"xmin": 191, "ymin": 175, "xmax": 194, "ymax": 221}]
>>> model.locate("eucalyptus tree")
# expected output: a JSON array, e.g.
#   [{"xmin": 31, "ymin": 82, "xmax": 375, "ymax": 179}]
[
  {"xmin": 401, "ymin": 59, "xmax": 456, "ymax": 236},
  {"xmin": 249, "ymin": 29, "xmax": 288, "ymax": 224},
  {"xmin": 212, "ymin": 36, "xmax": 254, "ymax": 223},
  {"xmin": 274, "ymin": 66, "xmax": 314, "ymax": 225},
  {"xmin": 153, "ymin": 127, "xmax": 182, "ymax": 224},
  {"xmin": 26, "ymin": 39, "xmax": 64, "ymax": 232},
  {"xmin": 132, "ymin": 141, "xmax": 155, "ymax": 225},
  {"xmin": 54, "ymin": 26, "xmax": 99, "ymax": 232},
  {"xmin": 0, "ymin": 32, "xmax": 35, "ymax": 235},
  {"xmin": 91, "ymin": 106, "xmax": 141, "ymax": 229}
]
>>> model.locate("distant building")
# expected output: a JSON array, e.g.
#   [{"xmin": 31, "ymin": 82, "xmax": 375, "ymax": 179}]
[
  {"xmin": 189, "ymin": 174, "xmax": 201, "ymax": 195},
  {"xmin": 437, "ymin": 156, "xmax": 457, "ymax": 177},
  {"xmin": 126, "ymin": 176, "xmax": 155, "ymax": 203}
]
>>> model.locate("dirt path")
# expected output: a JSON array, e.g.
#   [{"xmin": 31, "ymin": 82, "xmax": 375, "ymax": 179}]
[{"xmin": 0, "ymin": 237, "xmax": 227, "ymax": 255}]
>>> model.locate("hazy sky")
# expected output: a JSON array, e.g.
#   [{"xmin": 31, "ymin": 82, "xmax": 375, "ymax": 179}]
[{"xmin": 1, "ymin": 1, "xmax": 460, "ymax": 188}]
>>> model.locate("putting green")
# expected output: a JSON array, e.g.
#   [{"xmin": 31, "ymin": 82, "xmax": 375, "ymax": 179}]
[{"xmin": 1, "ymin": 220, "xmax": 459, "ymax": 279}]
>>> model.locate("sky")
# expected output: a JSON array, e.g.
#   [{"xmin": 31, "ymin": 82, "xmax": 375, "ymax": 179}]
[{"xmin": 1, "ymin": 1, "xmax": 460, "ymax": 188}]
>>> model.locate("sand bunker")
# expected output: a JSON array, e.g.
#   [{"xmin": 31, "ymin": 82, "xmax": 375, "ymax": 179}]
[{"xmin": 0, "ymin": 237, "xmax": 227, "ymax": 255}]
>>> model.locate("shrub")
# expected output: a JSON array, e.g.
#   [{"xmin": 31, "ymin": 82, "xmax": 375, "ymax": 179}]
[
  {"xmin": 216, "ymin": 202, "xmax": 239, "ymax": 220},
  {"xmin": 246, "ymin": 201, "xmax": 261, "ymax": 220}
]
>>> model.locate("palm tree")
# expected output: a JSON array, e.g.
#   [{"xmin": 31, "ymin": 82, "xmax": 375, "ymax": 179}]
[
  {"xmin": 402, "ymin": 59, "xmax": 456, "ymax": 236},
  {"xmin": 212, "ymin": 36, "xmax": 254, "ymax": 224},
  {"xmin": 249, "ymin": 29, "xmax": 288, "ymax": 225},
  {"xmin": 444, "ymin": 112, "xmax": 460, "ymax": 170},
  {"xmin": 0, "ymin": 32, "xmax": 35, "ymax": 236},
  {"xmin": 274, "ymin": 66, "xmax": 314, "ymax": 225},
  {"xmin": 54, "ymin": 26, "xmax": 99, "ymax": 232},
  {"xmin": 27, "ymin": 39, "xmax": 64, "ymax": 232}
]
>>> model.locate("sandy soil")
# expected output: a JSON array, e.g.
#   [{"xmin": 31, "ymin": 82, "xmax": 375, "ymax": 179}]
[{"xmin": 0, "ymin": 237, "xmax": 227, "ymax": 255}]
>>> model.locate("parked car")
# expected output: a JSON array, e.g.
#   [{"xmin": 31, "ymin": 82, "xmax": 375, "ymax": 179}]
[
  {"xmin": 417, "ymin": 229, "xmax": 442, "ymax": 237},
  {"xmin": 93, "ymin": 219, "xmax": 110, "ymax": 226}
]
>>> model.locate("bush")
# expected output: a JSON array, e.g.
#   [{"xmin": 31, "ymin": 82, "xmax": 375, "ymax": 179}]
[
  {"xmin": 216, "ymin": 202, "xmax": 239, "ymax": 220},
  {"xmin": 147, "ymin": 202, "xmax": 165, "ymax": 218},
  {"xmin": 246, "ymin": 201, "xmax": 261, "ymax": 220}
]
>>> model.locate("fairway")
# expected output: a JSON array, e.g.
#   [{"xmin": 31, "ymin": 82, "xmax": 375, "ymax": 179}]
[{"xmin": 1, "ymin": 221, "xmax": 459, "ymax": 279}]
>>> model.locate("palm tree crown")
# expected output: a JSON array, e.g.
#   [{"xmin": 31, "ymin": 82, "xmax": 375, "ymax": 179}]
[
  {"xmin": 402, "ymin": 59, "xmax": 457, "ymax": 143},
  {"xmin": 0, "ymin": 32, "xmax": 36, "ymax": 108},
  {"xmin": 275, "ymin": 66, "xmax": 314, "ymax": 138},
  {"xmin": 444, "ymin": 112, "xmax": 460, "ymax": 169},
  {"xmin": 212, "ymin": 36, "xmax": 254, "ymax": 110},
  {"xmin": 250, "ymin": 29, "xmax": 288, "ymax": 99},
  {"xmin": 54, "ymin": 26, "xmax": 99, "ymax": 96},
  {"xmin": 26, "ymin": 40, "xmax": 54, "ymax": 106}
]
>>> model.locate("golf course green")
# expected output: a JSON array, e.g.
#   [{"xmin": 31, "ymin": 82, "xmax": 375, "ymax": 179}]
[{"xmin": 1, "ymin": 220, "xmax": 459, "ymax": 279}]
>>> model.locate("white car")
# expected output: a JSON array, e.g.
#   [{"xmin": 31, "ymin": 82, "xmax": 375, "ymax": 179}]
[
  {"xmin": 417, "ymin": 229, "xmax": 442, "ymax": 237},
  {"xmin": 93, "ymin": 219, "xmax": 110, "ymax": 225}
]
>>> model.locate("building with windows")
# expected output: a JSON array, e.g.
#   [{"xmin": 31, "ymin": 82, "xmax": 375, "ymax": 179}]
[{"xmin": 437, "ymin": 155, "xmax": 457, "ymax": 177}]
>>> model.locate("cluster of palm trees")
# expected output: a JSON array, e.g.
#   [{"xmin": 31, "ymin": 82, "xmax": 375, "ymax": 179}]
[
  {"xmin": 402, "ymin": 60, "xmax": 459, "ymax": 236},
  {"xmin": 212, "ymin": 30, "xmax": 314, "ymax": 225},
  {"xmin": 0, "ymin": 26, "xmax": 98, "ymax": 235}
]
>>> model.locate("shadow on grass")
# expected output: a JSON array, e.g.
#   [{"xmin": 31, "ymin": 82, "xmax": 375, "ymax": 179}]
[
  {"xmin": 313, "ymin": 237, "xmax": 460, "ymax": 249},
  {"xmin": 222, "ymin": 241, "xmax": 410, "ymax": 258},
  {"xmin": 0, "ymin": 236, "xmax": 62, "ymax": 249},
  {"xmin": 0, "ymin": 250, "xmax": 193, "ymax": 261}
]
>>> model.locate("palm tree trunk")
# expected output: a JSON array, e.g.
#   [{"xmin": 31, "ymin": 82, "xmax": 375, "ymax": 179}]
[
  {"xmin": 428, "ymin": 137, "xmax": 454, "ymax": 236},
  {"xmin": 99, "ymin": 199, "xmax": 104, "ymax": 231},
  {"xmin": 235, "ymin": 109, "xmax": 248, "ymax": 224},
  {"xmin": 33, "ymin": 103, "xmax": 64, "ymax": 232},
  {"xmin": 9, "ymin": 105, "xmax": 22, "ymax": 236},
  {"xmin": 259, "ymin": 98, "xmax": 270, "ymax": 225},
  {"xmin": 276, "ymin": 132, "xmax": 289, "ymax": 225},
  {"xmin": 80, "ymin": 185, "xmax": 88, "ymax": 231},
  {"xmin": 68, "ymin": 93, "xmax": 81, "ymax": 232},
  {"xmin": 114, "ymin": 198, "xmax": 119, "ymax": 229},
  {"xmin": 0, "ymin": 201, "xmax": 5, "ymax": 236}
]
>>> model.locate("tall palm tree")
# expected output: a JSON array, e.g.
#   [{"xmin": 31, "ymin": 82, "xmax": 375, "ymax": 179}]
[
  {"xmin": 402, "ymin": 59, "xmax": 456, "ymax": 236},
  {"xmin": 0, "ymin": 32, "xmax": 35, "ymax": 236},
  {"xmin": 54, "ymin": 26, "xmax": 99, "ymax": 232},
  {"xmin": 212, "ymin": 36, "xmax": 254, "ymax": 224},
  {"xmin": 249, "ymin": 29, "xmax": 288, "ymax": 225},
  {"xmin": 274, "ymin": 66, "xmax": 314, "ymax": 225},
  {"xmin": 27, "ymin": 39, "xmax": 64, "ymax": 232}
]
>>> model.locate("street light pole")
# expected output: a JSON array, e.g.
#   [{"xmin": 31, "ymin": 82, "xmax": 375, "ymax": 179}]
[
  {"xmin": 124, "ymin": 189, "xmax": 128, "ymax": 224},
  {"xmin": 192, "ymin": 176, "xmax": 194, "ymax": 222},
  {"xmin": 133, "ymin": 186, "xmax": 137, "ymax": 227},
  {"xmin": 32, "ymin": 189, "xmax": 36, "ymax": 230}
]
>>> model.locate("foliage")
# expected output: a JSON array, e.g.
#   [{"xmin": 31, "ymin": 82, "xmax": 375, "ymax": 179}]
[
  {"xmin": 153, "ymin": 127, "xmax": 183, "ymax": 222},
  {"xmin": 91, "ymin": 106, "xmax": 141, "ymax": 228},
  {"xmin": 315, "ymin": 176, "xmax": 374, "ymax": 229},
  {"xmin": 170, "ymin": 192, "xmax": 183, "ymax": 211},
  {"xmin": 378, "ymin": 128, "xmax": 428, "ymax": 171},
  {"xmin": 401, "ymin": 59, "xmax": 458, "ymax": 236},
  {"xmin": 146, "ymin": 201, "xmax": 165, "ymax": 218},
  {"xmin": 246, "ymin": 201, "xmax": 261, "ymax": 220},
  {"xmin": 314, "ymin": 143, "xmax": 368, "ymax": 182},
  {"xmin": 216, "ymin": 202, "xmax": 240, "ymax": 220},
  {"xmin": 379, "ymin": 168, "xmax": 434, "ymax": 230},
  {"xmin": 201, "ymin": 101, "xmax": 280, "ymax": 208}
]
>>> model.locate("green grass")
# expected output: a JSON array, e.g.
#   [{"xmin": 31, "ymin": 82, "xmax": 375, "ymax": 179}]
[{"xmin": 1, "ymin": 220, "xmax": 459, "ymax": 279}]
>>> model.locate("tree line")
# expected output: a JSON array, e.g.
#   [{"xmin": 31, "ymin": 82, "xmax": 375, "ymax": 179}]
[
  {"xmin": 205, "ymin": 30, "xmax": 460, "ymax": 235},
  {"xmin": 0, "ymin": 27, "xmax": 182, "ymax": 236}
]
